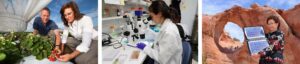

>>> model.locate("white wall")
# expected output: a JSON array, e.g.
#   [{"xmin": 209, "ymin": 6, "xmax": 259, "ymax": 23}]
[{"xmin": 180, "ymin": 0, "xmax": 198, "ymax": 35}]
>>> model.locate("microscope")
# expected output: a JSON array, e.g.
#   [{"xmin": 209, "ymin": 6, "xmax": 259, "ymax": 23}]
[{"xmin": 122, "ymin": 8, "xmax": 151, "ymax": 42}]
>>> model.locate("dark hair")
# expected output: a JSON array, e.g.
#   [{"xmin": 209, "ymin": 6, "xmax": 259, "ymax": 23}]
[
  {"xmin": 60, "ymin": 1, "xmax": 84, "ymax": 27},
  {"xmin": 266, "ymin": 15, "xmax": 280, "ymax": 29},
  {"xmin": 41, "ymin": 7, "xmax": 50, "ymax": 14},
  {"xmin": 148, "ymin": 1, "xmax": 181, "ymax": 23}
]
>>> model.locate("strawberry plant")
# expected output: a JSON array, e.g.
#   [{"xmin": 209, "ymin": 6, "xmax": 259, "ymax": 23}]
[{"xmin": 0, "ymin": 32, "xmax": 54, "ymax": 63}]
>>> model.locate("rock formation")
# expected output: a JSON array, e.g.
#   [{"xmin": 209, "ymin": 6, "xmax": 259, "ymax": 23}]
[{"xmin": 203, "ymin": 3, "xmax": 300, "ymax": 64}]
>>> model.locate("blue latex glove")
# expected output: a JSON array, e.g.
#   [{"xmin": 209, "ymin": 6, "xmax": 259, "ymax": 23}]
[{"xmin": 136, "ymin": 43, "xmax": 146, "ymax": 50}]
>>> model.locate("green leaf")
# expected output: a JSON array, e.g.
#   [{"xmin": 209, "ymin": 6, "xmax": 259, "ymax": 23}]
[
  {"xmin": 36, "ymin": 53, "xmax": 43, "ymax": 60},
  {"xmin": 43, "ymin": 50, "xmax": 48, "ymax": 58},
  {"xmin": 32, "ymin": 49, "xmax": 38, "ymax": 55},
  {"xmin": 0, "ymin": 52, "xmax": 6, "ymax": 61},
  {"xmin": 26, "ymin": 42, "xmax": 33, "ymax": 49},
  {"xmin": 0, "ymin": 32, "xmax": 54, "ymax": 62}
]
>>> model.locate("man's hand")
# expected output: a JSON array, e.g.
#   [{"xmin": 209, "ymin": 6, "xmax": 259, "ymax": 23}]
[
  {"xmin": 54, "ymin": 46, "xmax": 62, "ymax": 55},
  {"xmin": 60, "ymin": 44, "xmax": 65, "ymax": 54},
  {"xmin": 54, "ymin": 29, "xmax": 62, "ymax": 53},
  {"xmin": 33, "ymin": 29, "xmax": 38, "ymax": 35}
]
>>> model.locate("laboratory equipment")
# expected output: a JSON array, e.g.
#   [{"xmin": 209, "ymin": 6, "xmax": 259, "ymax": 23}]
[
  {"xmin": 102, "ymin": 33, "xmax": 112, "ymax": 46},
  {"xmin": 122, "ymin": 8, "xmax": 151, "ymax": 42}
]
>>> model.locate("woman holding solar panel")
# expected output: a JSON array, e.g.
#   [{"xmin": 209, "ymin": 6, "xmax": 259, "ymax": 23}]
[{"xmin": 258, "ymin": 15, "xmax": 284, "ymax": 64}]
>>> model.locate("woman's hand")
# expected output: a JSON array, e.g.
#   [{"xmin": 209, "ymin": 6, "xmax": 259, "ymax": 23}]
[
  {"xmin": 58, "ymin": 54, "xmax": 74, "ymax": 62},
  {"xmin": 57, "ymin": 50, "xmax": 80, "ymax": 62},
  {"xmin": 136, "ymin": 42, "xmax": 146, "ymax": 50}
]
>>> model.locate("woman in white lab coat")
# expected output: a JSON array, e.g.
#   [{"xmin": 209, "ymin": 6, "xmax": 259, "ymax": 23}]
[
  {"xmin": 57, "ymin": 1, "xmax": 98, "ymax": 64},
  {"xmin": 136, "ymin": 1, "xmax": 182, "ymax": 64}
]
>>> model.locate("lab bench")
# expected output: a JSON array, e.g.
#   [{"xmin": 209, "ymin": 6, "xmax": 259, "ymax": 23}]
[{"xmin": 102, "ymin": 36, "xmax": 154, "ymax": 64}]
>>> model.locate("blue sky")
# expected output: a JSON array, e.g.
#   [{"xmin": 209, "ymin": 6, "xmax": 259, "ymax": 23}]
[
  {"xmin": 203, "ymin": 0, "xmax": 300, "ymax": 43},
  {"xmin": 26, "ymin": 0, "xmax": 98, "ymax": 31},
  {"xmin": 224, "ymin": 22, "xmax": 244, "ymax": 43},
  {"xmin": 203, "ymin": 0, "xmax": 300, "ymax": 15}
]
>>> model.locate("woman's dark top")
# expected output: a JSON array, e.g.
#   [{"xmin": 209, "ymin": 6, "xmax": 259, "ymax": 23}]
[{"xmin": 259, "ymin": 30, "xmax": 284, "ymax": 64}]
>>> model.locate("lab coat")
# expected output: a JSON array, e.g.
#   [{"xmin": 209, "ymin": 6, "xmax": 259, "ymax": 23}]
[
  {"xmin": 143, "ymin": 19, "xmax": 182, "ymax": 64},
  {"xmin": 62, "ymin": 16, "xmax": 98, "ymax": 53}
]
